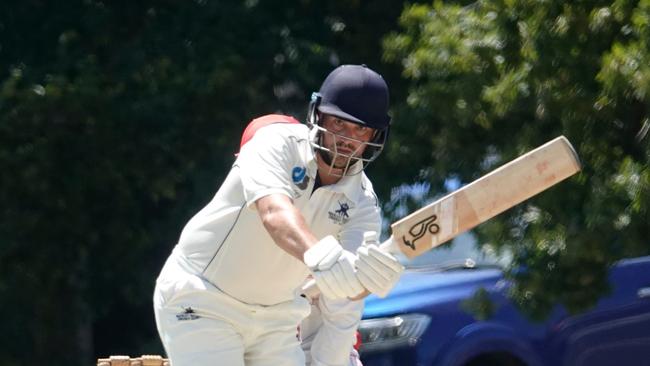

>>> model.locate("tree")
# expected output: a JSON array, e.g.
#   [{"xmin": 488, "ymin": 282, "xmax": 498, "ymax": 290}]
[
  {"xmin": 0, "ymin": 0, "xmax": 414, "ymax": 365},
  {"xmin": 381, "ymin": 0, "xmax": 650, "ymax": 320}
]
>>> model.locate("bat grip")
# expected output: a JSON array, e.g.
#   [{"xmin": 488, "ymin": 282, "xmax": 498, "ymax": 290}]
[{"xmin": 300, "ymin": 236, "xmax": 397, "ymax": 300}]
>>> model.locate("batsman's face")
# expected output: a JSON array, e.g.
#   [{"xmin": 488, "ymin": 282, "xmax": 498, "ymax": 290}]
[{"xmin": 320, "ymin": 115, "xmax": 375, "ymax": 168}]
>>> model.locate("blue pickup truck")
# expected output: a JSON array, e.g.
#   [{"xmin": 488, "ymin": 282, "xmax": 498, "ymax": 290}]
[{"xmin": 358, "ymin": 234, "xmax": 650, "ymax": 366}]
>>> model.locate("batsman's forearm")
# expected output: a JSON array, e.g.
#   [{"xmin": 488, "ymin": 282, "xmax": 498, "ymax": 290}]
[{"xmin": 256, "ymin": 194, "xmax": 318, "ymax": 262}]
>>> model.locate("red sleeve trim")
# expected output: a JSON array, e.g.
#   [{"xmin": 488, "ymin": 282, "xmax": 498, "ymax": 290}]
[{"xmin": 239, "ymin": 114, "xmax": 300, "ymax": 150}]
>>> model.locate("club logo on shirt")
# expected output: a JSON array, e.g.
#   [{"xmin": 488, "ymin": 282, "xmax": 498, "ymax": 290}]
[
  {"xmin": 328, "ymin": 200, "xmax": 352, "ymax": 225},
  {"xmin": 176, "ymin": 306, "xmax": 200, "ymax": 321},
  {"xmin": 292, "ymin": 166, "xmax": 310, "ymax": 190}
]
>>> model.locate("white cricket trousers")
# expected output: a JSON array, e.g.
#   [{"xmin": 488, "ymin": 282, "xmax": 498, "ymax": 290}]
[{"xmin": 153, "ymin": 253, "xmax": 311, "ymax": 366}]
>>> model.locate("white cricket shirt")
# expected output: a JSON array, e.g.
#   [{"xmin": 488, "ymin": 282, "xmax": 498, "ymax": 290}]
[{"xmin": 172, "ymin": 123, "xmax": 381, "ymax": 306}]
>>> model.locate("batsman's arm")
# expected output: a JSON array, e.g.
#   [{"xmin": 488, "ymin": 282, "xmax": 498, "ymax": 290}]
[
  {"xmin": 257, "ymin": 193, "xmax": 366, "ymax": 299},
  {"xmin": 256, "ymin": 193, "xmax": 318, "ymax": 261}
]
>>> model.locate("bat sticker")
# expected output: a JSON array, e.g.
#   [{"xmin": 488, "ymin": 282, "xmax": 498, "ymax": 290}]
[{"xmin": 402, "ymin": 214, "xmax": 439, "ymax": 250}]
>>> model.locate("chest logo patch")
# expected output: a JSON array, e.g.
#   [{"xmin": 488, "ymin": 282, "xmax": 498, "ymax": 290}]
[
  {"xmin": 292, "ymin": 166, "xmax": 310, "ymax": 190},
  {"xmin": 328, "ymin": 200, "xmax": 352, "ymax": 225},
  {"xmin": 176, "ymin": 307, "xmax": 200, "ymax": 321}
]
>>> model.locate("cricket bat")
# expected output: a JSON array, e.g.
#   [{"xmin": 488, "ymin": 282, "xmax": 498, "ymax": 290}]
[{"xmin": 303, "ymin": 136, "xmax": 581, "ymax": 297}]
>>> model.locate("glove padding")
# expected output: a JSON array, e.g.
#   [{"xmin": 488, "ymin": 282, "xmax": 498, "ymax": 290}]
[
  {"xmin": 356, "ymin": 244, "xmax": 404, "ymax": 298},
  {"xmin": 304, "ymin": 236, "xmax": 365, "ymax": 299}
]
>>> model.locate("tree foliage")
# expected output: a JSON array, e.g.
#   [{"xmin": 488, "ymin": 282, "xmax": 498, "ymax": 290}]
[
  {"xmin": 382, "ymin": 0, "xmax": 650, "ymax": 320},
  {"xmin": 0, "ymin": 1, "xmax": 410, "ymax": 365},
  {"xmin": 2, "ymin": 0, "xmax": 649, "ymax": 364}
]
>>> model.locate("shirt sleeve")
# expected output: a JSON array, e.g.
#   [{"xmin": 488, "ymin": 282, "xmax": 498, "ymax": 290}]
[{"xmin": 236, "ymin": 124, "xmax": 298, "ymax": 209}]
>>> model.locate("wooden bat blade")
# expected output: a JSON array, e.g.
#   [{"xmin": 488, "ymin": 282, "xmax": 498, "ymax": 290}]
[{"xmin": 392, "ymin": 136, "xmax": 581, "ymax": 259}]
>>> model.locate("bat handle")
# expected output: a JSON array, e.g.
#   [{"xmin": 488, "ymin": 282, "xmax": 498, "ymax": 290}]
[{"xmin": 300, "ymin": 235, "xmax": 397, "ymax": 300}]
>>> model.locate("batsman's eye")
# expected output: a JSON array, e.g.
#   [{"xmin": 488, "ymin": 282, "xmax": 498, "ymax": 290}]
[
  {"xmin": 332, "ymin": 119, "xmax": 345, "ymax": 131},
  {"xmin": 355, "ymin": 125, "xmax": 372, "ymax": 138}
]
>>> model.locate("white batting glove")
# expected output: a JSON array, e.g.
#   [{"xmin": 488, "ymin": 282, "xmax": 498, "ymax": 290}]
[
  {"xmin": 304, "ymin": 236, "xmax": 365, "ymax": 300},
  {"xmin": 356, "ymin": 233, "xmax": 404, "ymax": 298}
]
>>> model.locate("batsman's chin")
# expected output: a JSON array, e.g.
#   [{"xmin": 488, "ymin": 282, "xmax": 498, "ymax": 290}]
[{"xmin": 357, "ymin": 313, "xmax": 431, "ymax": 353}]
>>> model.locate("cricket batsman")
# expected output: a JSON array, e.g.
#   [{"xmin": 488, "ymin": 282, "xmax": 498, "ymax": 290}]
[{"xmin": 153, "ymin": 64, "xmax": 404, "ymax": 366}]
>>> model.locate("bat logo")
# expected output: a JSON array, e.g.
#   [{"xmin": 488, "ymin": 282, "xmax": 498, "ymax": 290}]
[{"xmin": 402, "ymin": 215, "xmax": 439, "ymax": 251}]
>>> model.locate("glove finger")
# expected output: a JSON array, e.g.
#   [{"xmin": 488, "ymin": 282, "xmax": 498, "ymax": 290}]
[
  {"xmin": 358, "ymin": 267, "xmax": 398, "ymax": 298},
  {"xmin": 315, "ymin": 272, "xmax": 343, "ymax": 299},
  {"xmin": 356, "ymin": 260, "xmax": 384, "ymax": 293},
  {"xmin": 339, "ymin": 260, "xmax": 365, "ymax": 296},
  {"xmin": 367, "ymin": 245, "xmax": 404, "ymax": 273},
  {"xmin": 356, "ymin": 270, "xmax": 382, "ymax": 294},
  {"xmin": 333, "ymin": 266, "xmax": 360, "ymax": 297},
  {"xmin": 357, "ymin": 256, "xmax": 388, "ymax": 282},
  {"xmin": 359, "ymin": 252, "xmax": 392, "ymax": 282},
  {"xmin": 364, "ymin": 248, "xmax": 404, "ymax": 280},
  {"xmin": 327, "ymin": 265, "xmax": 350, "ymax": 299}
]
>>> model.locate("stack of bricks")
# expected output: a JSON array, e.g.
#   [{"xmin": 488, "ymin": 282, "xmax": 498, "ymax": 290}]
[{"xmin": 96, "ymin": 355, "xmax": 169, "ymax": 366}]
